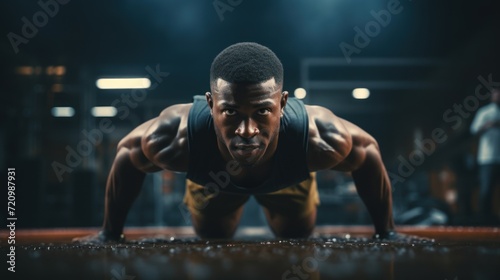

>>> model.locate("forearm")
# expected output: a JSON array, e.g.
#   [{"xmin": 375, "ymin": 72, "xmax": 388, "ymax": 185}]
[
  {"xmin": 101, "ymin": 148, "xmax": 148, "ymax": 239},
  {"xmin": 475, "ymin": 124, "xmax": 490, "ymax": 135},
  {"xmin": 350, "ymin": 144, "xmax": 395, "ymax": 235},
  {"xmin": 473, "ymin": 120, "xmax": 500, "ymax": 136}
]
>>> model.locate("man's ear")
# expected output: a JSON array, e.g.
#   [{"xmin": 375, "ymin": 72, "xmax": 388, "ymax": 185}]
[
  {"xmin": 205, "ymin": 92, "xmax": 213, "ymax": 115},
  {"xmin": 280, "ymin": 91, "xmax": 289, "ymax": 116}
]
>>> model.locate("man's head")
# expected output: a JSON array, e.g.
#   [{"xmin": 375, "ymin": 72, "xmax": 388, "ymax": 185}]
[
  {"xmin": 207, "ymin": 42, "xmax": 288, "ymax": 167},
  {"xmin": 209, "ymin": 42, "xmax": 284, "ymax": 87},
  {"xmin": 491, "ymin": 87, "xmax": 500, "ymax": 106}
]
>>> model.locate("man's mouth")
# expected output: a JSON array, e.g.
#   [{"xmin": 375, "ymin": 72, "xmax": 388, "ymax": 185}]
[
  {"xmin": 235, "ymin": 144, "xmax": 260, "ymax": 150},
  {"xmin": 232, "ymin": 144, "xmax": 261, "ymax": 158}
]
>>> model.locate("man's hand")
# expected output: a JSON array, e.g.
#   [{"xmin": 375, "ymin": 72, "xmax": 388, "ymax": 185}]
[
  {"xmin": 72, "ymin": 231, "xmax": 126, "ymax": 245},
  {"xmin": 372, "ymin": 231, "xmax": 433, "ymax": 243}
]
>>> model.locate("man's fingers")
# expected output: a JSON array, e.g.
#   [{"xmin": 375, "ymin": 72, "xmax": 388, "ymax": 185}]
[
  {"xmin": 72, "ymin": 234, "xmax": 104, "ymax": 244},
  {"xmin": 373, "ymin": 232, "xmax": 434, "ymax": 243}
]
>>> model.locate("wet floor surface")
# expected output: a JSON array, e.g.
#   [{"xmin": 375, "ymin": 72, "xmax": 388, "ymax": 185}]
[{"xmin": 2, "ymin": 228, "xmax": 500, "ymax": 280}]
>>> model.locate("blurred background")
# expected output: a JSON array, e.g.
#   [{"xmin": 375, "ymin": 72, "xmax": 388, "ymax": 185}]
[{"xmin": 1, "ymin": 0, "xmax": 499, "ymax": 230}]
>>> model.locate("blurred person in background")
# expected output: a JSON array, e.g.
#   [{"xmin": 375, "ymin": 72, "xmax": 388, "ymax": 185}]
[{"xmin": 470, "ymin": 87, "xmax": 500, "ymax": 225}]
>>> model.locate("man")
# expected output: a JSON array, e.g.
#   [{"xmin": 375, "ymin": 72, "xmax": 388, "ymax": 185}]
[
  {"xmin": 470, "ymin": 88, "xmax": 500, "ymax": 224},
  {"xmin": 75, "ymin": 42, "xmax": 398, "ymax": 242}
]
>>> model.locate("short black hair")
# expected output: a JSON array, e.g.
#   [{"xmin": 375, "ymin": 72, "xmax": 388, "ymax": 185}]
[{"xmin": 210, "ymin": 42, "xmax": 283, "ymax": 87}]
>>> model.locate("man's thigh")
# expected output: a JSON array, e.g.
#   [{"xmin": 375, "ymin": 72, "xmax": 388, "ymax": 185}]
[
  {"xmin": 493, "ymin": 164, "xmax": 500, "ymax": 186},
  {"xmin": 254, "ymin": 172, "xmax": 320, "ymax": 219},
  {"xmin": 183, "ymin": 179, "xmax": 250, "ymax": 218}
]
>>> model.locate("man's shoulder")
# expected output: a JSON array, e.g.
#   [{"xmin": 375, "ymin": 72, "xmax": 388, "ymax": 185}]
[
  {"xmin": 160, "ymin": 103, "xmax": 193, "ymax": 117},
  {"xmin": 152, "ymin": 103, "xmax": 193, "ymax": 139},
  {"xmin": 304, "ymin": 105, "xmax": 338, "ymax": 130},
  {"xmin": 139, "ymin": 103, "xmax": 192, "ymax": 172},
  {"xmin": 304, "ymin": 104, "xmax": 354, "ymax": 171},
  {"xmin": 304, "ymin": 104, "xmax": 333, "ymax": 118},
  {"xmin": 157, "ymin": 103, "xmax": 193, "ymax": 125},
  {"xmin": 476, "ymin": 103, "xmax": 498, "ymax": 117}
]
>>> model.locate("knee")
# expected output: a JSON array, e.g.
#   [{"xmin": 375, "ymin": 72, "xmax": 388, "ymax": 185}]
[
  {"xmin": 191, "ymin": 212, "xmax": 242, "ymax": 239},
  {"xmin": 272, "ymin": 224, "xmax": 314, "ymax": 239},
  {"xmin": 193, "ymin": 224, "xmax": 237, "ymax": 239},
  {"xmin": 266, "ymin": 210, "xmax": 317, "ymax": 239}
]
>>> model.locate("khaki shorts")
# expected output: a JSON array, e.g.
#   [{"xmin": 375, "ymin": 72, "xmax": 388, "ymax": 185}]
[{"xmin": 184, "ymin": 173, "xmax": 320, "ymax": 219}]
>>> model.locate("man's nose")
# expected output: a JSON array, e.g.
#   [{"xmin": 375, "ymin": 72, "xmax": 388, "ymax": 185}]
[{"xmin": 235, "ymin": 118, "xmax": 259, "ymax": 138}]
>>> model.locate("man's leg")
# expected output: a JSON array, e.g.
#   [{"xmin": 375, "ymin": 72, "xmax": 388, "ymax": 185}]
[
  {"xmin": 255, "ymin": 173, "xmax": 319, "ymax": 238},
  {"xmin": 494, "ymin": 164, "xmax": 500, "ymax": 220},
  {"xmin": 479, "ymin": 163, "xmax": 500, "ymax": 223},
  {"xmin": 479, "ymin": 164, "xmax": 495, "ymax": 219},
  {"xmin": 184, "ymin": 179, "xmax": 249, "ymax": 239}
]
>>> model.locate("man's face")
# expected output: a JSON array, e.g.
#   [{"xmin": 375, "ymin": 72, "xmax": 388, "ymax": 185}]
[{"xmin": 207, "ymin": 78, "xmax": 288, "ymax": 167}]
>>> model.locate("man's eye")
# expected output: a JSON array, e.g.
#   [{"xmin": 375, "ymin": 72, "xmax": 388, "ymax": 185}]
[
  {"xmin": 223, "ymin": 109, "xmax": 236, "ymax": 116},
  {"xmin": 257, "ymin": 108, "xmax": 271, "ymax": 115}
]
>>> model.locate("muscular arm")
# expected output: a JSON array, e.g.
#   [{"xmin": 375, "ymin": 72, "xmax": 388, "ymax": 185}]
[
  {"xmin": 100, "ymin": 104, "xmax": 190, "ymax": 240},
  {"xmin": 306, "ymin": 106, "xmax": 352, "ymax": 171},
  {"xmin": 472, "ymin": 120, "xmax": 500, "ymax": 136},
  {"xmin": 337, "ymin": 119, "xmax": 395, "ymax": 236},
  {"xmin": 307, "ymin": 106, "xmax": 395, "ymax": 237}
]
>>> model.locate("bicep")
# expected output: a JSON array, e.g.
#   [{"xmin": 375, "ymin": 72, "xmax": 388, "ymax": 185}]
[{"xmin": 333, "ymin": 118, "xmax": 379, "ymax": 172}]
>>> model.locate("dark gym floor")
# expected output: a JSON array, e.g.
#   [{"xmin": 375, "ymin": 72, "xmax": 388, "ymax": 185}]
[{"xmin": 1, "ymin": 226, "xmax": 500, "ymax": 280}]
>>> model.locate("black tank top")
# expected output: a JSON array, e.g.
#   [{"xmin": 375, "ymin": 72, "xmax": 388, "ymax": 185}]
[{"xmin": 186, "ymin": 95, "xmax": 310, "ymax": 194}]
